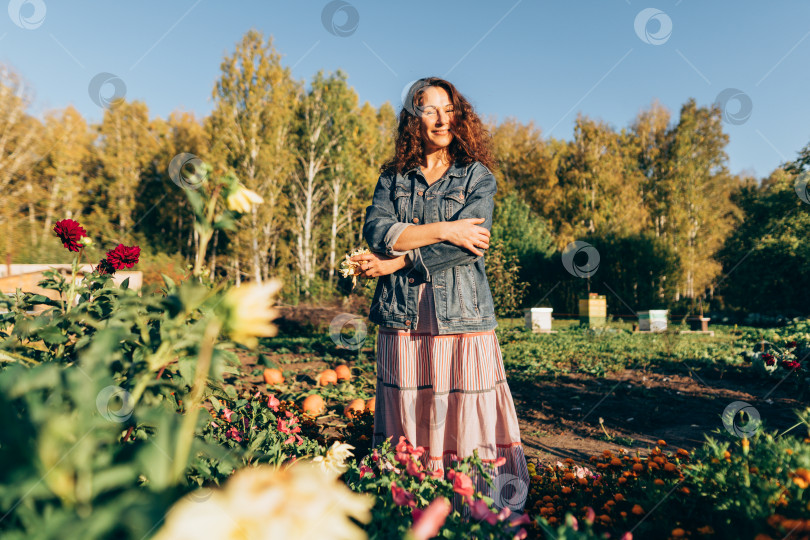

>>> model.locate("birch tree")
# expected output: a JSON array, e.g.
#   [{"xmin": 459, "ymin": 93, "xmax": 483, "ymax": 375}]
[
  {"xmin": 96, "ymin": 99, "xmax": 159, "ymax": 239},
  {"xmin": 289, "ymin": 70, "xmax": 354, "ymax": 294},
  {"xmin": 39, "ymin": 105, "xmax": 92, "ymax": 236},
  {"xmin": 0, "ymin": 64, "xmax": 41, "ymax": 256},
  {"xmin": 208, "ymin": 29, "xmax": 298, "ymax": 284}
]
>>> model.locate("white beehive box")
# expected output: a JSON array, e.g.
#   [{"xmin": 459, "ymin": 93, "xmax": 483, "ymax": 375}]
[
  {"xmin": 524, "ymin": 307, "xmax": 553, "ymax": 332},
  {"xmin": 638, "ymin": 310, "xmax": 668, "ymax": 332}
]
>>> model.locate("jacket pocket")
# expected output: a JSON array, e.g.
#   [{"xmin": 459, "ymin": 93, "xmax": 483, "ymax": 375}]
[
  {"xmin": 394, "ymin": 188, "xmax": 410, "ymax": 220},
  {"xmin": 442, "ymin": 186, "xmax": 466, "ymax": 220}
]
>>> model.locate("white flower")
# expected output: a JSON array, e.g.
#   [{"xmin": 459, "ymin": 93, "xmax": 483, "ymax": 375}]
[
  {"xmin": 222, "ymin": 279, "xmax": 283, "ymax": 349},
  {"xmin": 227, "ymin": 184, "xmax": 264, "ymax": 213},
  {"xmin": 153, "ymin": 462, "xmax": 373, "ymax": 540},
  {"xmin": 311, "ymin": 441, "xmax": 356, "ymax": 477}
]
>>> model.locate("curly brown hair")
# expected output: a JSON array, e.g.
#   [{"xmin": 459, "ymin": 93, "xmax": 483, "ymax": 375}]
[{"xmin": 380, "ymin": 77, "xmax": 495, "ymax": 175}]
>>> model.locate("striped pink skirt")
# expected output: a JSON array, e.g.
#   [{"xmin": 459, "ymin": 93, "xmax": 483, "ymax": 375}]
[{"xmin": 372, "ymin": 281, "xmax": 530, "ymax": 518}]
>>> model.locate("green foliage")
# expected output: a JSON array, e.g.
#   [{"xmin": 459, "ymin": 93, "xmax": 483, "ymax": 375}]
[
  {"xmin": 486, "ymin": 238, "xmax": 530, "ymax": 318},
  {"xmin": 716, "ymin": 167, "xmax": 810, "ymax": 316},
  {"xmin": 496, "ymin": 323, "xmax": 748, "ymax": 382}
]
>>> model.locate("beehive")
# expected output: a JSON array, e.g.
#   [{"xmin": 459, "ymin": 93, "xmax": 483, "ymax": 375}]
[
  {"xmin": 524, "ymin": 307, "xmax": 553, "ymax": 332},
  {"xmin": 638, "ymin": 310, "xmax": 668, "ymax": 332},
  {"xmin": 579, "ymin": 294, "xmax": 606, "ymax": 327}
]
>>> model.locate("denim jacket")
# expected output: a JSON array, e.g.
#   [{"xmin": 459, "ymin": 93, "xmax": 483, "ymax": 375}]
[{"xmin": 362, "ymin": 159, "xmax": 498, "ymax": 334}]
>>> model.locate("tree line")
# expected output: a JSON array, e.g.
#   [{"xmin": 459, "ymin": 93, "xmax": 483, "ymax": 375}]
[{"xmin": 1, "ymin": 29, "xmax": 807, "ymax": 318}]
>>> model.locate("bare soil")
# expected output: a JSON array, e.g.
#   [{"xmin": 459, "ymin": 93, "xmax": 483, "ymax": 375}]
[{"xmin": 509, "ymin": 366, "xmax": 807, "ymax": 467}]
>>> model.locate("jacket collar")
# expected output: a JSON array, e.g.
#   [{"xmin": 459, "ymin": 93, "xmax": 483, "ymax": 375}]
[{"xmin": 404, "ymin": 159, "xmax": 471, "ymax": 179}]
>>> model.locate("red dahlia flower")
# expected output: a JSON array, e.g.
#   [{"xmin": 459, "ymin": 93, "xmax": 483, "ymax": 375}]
[
  {"xmin": 105, "ymin": 244, "xmax": 141, "ymax": 269},
  {"xmin": 53, "ymin": 219, "xmax": 87, "ymax": 252}
]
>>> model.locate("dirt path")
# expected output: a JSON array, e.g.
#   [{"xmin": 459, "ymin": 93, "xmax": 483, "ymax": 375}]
[{"xmin": 509, "ymin": 366, "xmax": 807, "ymax": 467}]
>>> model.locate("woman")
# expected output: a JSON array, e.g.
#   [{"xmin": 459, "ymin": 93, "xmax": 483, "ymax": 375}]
[{"xmin": 350, "ymin": 77, "xmax": 529, "ymax": 518}]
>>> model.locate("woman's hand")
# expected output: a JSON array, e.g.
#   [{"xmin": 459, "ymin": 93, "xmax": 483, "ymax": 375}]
[
  {"xmin": 349, "ymin": 251, "xmax": 406, "ymax": 278},
  {"xmin": 442, "ymin": 217, "xmax": 490, "ymax": 257}
]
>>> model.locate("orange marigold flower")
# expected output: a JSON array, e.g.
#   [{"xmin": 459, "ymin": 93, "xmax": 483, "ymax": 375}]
[
  {"xmin": 711, "ymin": 458, "xmax": 720, "ymax": 464},
  {"xmin": 610, "ymin": 457, "xmax": 623, "ymax": 466},
  {"xmin": 657, "ymin": 439, "xmax": 667, "ymax": 446},
  {"xmin": 598, "ymin": 514, "xmax": 611, "ymax": 523},
  {"xmin": 654, "ymin": 479, "xmax": 665, "ymax": 486},
  {"xmin": 785, "ymin": 448, "xmax": 793, "ymax": 455},
  {"xmin": 794, "ymin": 468, "xmax": 810, "ymax": 482},
  {"xmin": 561, "ymin": 487, "xmax": 572, "ymax": 495},
  {"xmin": 603, "ymin": 450, "xmax": 613, "ymax": 457},
  {"xmin": 632, "ymin": 463, "xmax": 644, "ymax": 472},
  {"xmin": 564, "ymin": 472, "xmax": 576, "ymax": 481},
  {"xmin": 648, "ymin": 462, "xmax": 660, "ymax": 470},
  {"xmin": 677, "ymin": 448, "xmax": 689, "ymax": 457},
  {"xmin": 697, "ymin": 525, "xmax": 715, "ymax": 535},
  {"xmin": 664, "ymin": 463, "xmax": 677, "ymax": 472},
  {"xmin": 618, "ymin": 477, "xmax": 627, "ymax": 484},
  {"xmin": 614, "ymin": 493, "xmax": 625, "ymax": 502},
  {"xmin": 671, "ymin": 528, "xmax": 685, "ymax": 537},
  {"xmin": 631, "ymin": 504, "xmax": 644, "ymax": 515},
  {"xmin": 620, "ymin": 511, "xmax": 627, "ymax": 518},
  {"xmin": 578, "ymin": 477, "xmax": 588, "ymax": 486},
  {"xmin": 680, "ymin": 487, "xmax": 690, "ymax": 495},
  {"xmin": 723, "ymin": 450, "xmax": 731, "ymax": 459},
  {"xmin": 653, "ymin": 456, "xmax": 665, "ymax": 464}
]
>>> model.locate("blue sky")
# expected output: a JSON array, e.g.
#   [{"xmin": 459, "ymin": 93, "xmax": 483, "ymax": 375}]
[{"xmin": 1, "ymin": 0, "xmax": 808, "ymax": 180}]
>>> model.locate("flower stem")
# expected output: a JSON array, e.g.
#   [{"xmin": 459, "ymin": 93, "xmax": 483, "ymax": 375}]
[{"xmin": 171, "ymin": 318, "xmax": 221, "ymax": 483}]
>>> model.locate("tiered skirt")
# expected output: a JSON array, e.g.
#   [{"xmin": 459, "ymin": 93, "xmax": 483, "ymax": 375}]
[{"xmin": 372, "ymin": 281, "xmax": 530, "ymax": 518}]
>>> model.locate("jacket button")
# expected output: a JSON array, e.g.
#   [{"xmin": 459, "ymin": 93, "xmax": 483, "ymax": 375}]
[
  {"xmin": 408, "ymin": 278, "xmax": 414, "ymax": 283},
  {"xmin": 417, "ymin": 190, "xmax": 423, "ymax": 196},
  {"xmin": 459, "ymin": 194, "xmax": 464, "ymax": 199},
  {"xmin": 405, "ymin": 320, "xmax": 411, "ymax": 325},
  {"xmin": 412, "ymin": 218, "xmax": 419, "ymax": 223}
]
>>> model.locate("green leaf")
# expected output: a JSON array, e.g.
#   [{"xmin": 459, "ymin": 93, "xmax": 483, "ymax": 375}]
[
  {"xmin": 37, "ymin": 326, "xmax": 68, "ymax": 346},
  {"xmin": 160, "ymin": 273, "xmax": 176, "ymax": 289},
  {"xmin": 120, "ymin": 278, "xmax": 130, "ymax": 290}
]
